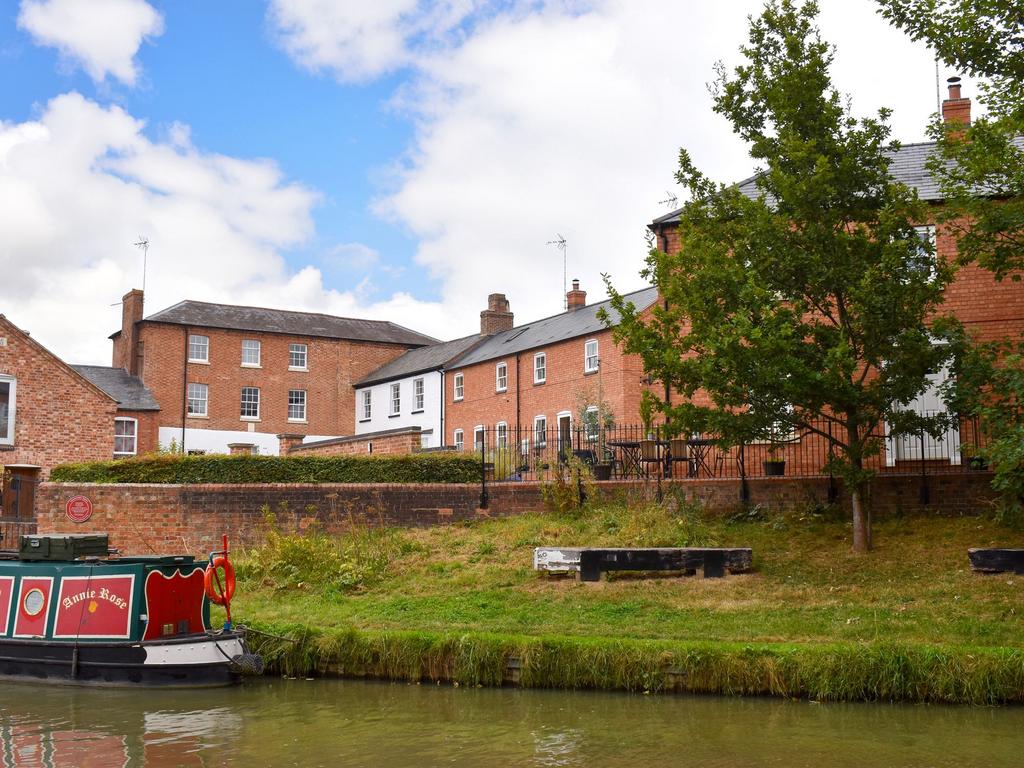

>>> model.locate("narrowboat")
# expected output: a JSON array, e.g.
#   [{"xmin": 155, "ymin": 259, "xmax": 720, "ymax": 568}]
[{"xmin": 0, "ymin": 533, "xmax": 262, "ymax": 687}]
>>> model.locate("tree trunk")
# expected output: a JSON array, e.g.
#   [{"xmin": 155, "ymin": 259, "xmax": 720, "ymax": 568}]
[{"xmin": 851, "ymin": 481, "xmax": 871, "ymax": 553}]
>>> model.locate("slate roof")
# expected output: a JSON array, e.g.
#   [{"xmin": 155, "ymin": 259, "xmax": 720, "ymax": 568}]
[
  {"xmin": 137, "ymin": 300, "xmax": 436, "ymax": 347},
  {"xmin": 447, "ymin": 286, "xmax": 660, "ymax": 369},
  {"xmin": 650, "ymin": 139, "xmax": 1023, "ymax": 226},
  {"xmin": 72, "ymin": 366, "xmax": 160, "ymax": 411},
  {"xmin": 355, "ymin": 334, "xmax": 488, "ymax": 387}
]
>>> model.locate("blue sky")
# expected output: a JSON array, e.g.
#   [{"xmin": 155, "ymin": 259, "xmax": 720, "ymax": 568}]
[{"xmin": 0, "ymin": 1, "xmax": 968, "ymax": 363}]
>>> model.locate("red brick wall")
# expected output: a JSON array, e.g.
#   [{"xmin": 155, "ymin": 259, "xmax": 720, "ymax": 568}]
[
  {"xmin": 286, "ymin": 428, "xmax": 422, "ymax": 456},
  {"xmin": 445, "ymin": 328, "xmax": 650, "ymax": 444},
  {"xmin": 653, "ymin": 213, "xmax": 1024, "ymax": 344},
  {"xmin": 135, "ymin": 323, "xmax": 411, "ymax": 438},
  {"xmin": 36, "ymin": 472, "xmax": 996, "ymax": 555},
  {"xmin": 0, "ymin": 316, "xmax": 119, "ymax": 476}
]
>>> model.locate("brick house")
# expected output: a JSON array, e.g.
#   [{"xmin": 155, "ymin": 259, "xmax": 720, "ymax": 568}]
[
  {"xmin": 442, "ymin": 282, "xmax": 660, "ymax": 453},
  {"xmin": 647, "ymin": 80, "xmax": 1023, "ymax": 470},
  {"xmin": 0, "ymin": 314, "xmax": 158, "ymax": 490},
  {"xmin": 353, "ymin": 333, "xmax": 486, "ymax": 449},
  {"xmin": 109, "ymin": 291, "xmax": 436, "ymax": 455}
]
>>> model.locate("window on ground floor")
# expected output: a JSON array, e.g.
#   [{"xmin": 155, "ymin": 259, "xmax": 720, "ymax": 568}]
[
  {"xmin": 474, "ymin": 425, "xmax": 485, "ymax": 452},
  {"xmin": 454, "ymin": 429, "xmax": 464, "ymax": 451},
  {"xmin": 114, "ymin": 417, "xmax": 137, "ymax": 457}
]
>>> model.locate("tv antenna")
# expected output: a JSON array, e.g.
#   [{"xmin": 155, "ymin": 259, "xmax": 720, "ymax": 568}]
[
  {"xmin": 133, "ymin": 236, "xmax": 150, "ymax": 293},
  {"xmin": 659, "ymin": 192, "xmax": 678, "ymax": 209},
  {"xmin": 547, "ymin": 233, "xmax": 567, "ymax": 309}
]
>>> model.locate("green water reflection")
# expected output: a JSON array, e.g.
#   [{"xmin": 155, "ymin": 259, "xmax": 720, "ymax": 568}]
[{"xmin": 1, "ymin": 678, "xmax": 1022, "ymax": 767}]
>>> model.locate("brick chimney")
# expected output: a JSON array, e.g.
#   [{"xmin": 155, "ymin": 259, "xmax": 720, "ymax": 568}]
[
  {"xmin": 942, "ymin": 76, "xmax": 971, "ymax": 127},
  {"xmin": 566, "ymin": 278, "xmax": 587, "ymax": 311},
  {"xmin": 113, "ymin": 289, "xmax": 144, "ymax": 374},
  {"xmin": 480, "ymin": 293, "xmax": 514, "ymax": 334}
]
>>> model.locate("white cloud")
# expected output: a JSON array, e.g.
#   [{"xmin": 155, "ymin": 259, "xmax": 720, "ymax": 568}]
[
  {"xmin": 17, "ymin": 0, "xmax": 164, "ymax": 85},
  {"xmin": 273, "ymin": 0, "xmax": 978, "ymax": 338},
  {"xmin": 0, "ymin": 93, "xmax": 454, "ymax": 362}
]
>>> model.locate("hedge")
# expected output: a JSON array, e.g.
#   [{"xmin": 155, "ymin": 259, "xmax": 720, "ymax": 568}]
[{"xmin": 49, "ymin": 453, "xmax": 480, "ymax": 485}]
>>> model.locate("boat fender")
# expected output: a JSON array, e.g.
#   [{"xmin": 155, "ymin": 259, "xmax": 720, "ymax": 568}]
[
  {"xmin": 204, "ymin": 555, "xmax": 236, "ymax": 606},
  {"xmin": 230, "ymin": 652, "xmax": 265, "ymax": 676}
]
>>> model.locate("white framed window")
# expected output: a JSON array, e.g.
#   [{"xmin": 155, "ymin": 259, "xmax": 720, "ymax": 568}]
[
  {"xmin": 413, "ymin": 378, "xmax": 425, "ymax": 412},
  {"xmin": 188, "ymin": 334, "xmax": 209, "ymax": 363},
  {"xmin": 584, "ymin": 405, "xmax": 600, "ymax": 441},
  {"xmin": 454, "ymin": 429, "xmax": 464, "ymax": 451},
  {"xmin": 241, "ymin": 339, "xmax": 261, "ymax": 367},
  {"xmin": 473, "ymin": 425, "xmax": 485, "ymax": 452},
  {"xmin": 584, "ymin": 339, "xmax": 599, "ymax": 373},
  {"xmin": 496, "ymin": 421, "xmax": 508, "ymax": 448},
  {"xmin": 113, "ymin": 417, "xmax": 138, "ymax": 457},
  {"xmin": 496, "ymin": 362, "xmax": 508, "ymax": 392},
  {"xmin": 0, "ymin": 375, "xmax": 17, "ymax": 446},
  {"xmin": 187, "ymin": 383, "xmax": 208, "ymax": 417},
  {"xmin": 534, "ymin": 415, "xmax": 547, "ymax": 447},
  {"xmin": 453, "ymin": 373, "xmax": 464, "ymax": 401},
  {"xmin": 288, "ymin": 389, "xmax": 307, "ymax": 422},
  {"xmin": 289, "ymin": 343, "xmax": 308, "ymax": 370},
  {"xmin": 913, "ymin": 225, "xmax": 939, "ymax": 281},
  {"xmin": 534, "ymin": 352, "xmax": 546, "ymax": 384},
  {"xmin": 390, "ymin": 382, "xmax": 401, "ymax": 415},
  {"xmin": 240, "ymin": 387, "xmax": 260, "ymax": 420},
  {"xmin": 361, "ymin": 390, "xmax": 372, "ymax": 421}
]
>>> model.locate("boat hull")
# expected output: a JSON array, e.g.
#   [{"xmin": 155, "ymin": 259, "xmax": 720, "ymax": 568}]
[{"xmin": 0, "ymin": 632, "xmax": 249, "ymax": 688}]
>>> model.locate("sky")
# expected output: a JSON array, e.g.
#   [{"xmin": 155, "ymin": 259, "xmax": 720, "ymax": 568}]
[{"xmin": 0, "ymin": 0, "xmax": 973, "ymax": 364}]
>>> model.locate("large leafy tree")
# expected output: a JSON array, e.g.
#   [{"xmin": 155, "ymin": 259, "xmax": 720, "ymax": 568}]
[
  {"xmin": 877, "ymin": 0, "xmax": 1024, "ymax": 514},
  {"xmin": 605, "ymin": 0, "xmax": 963, "ymax": 552}
]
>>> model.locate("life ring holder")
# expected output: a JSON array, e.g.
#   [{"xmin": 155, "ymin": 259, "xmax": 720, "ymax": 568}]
[{"xmin": 204, "ymin": 535, "xmax": 235, "ymax": 628}]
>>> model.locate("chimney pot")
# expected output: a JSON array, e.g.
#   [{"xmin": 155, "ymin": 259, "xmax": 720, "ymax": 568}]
[
  {"xmin": 942, "ymin": 75, "xmax": 970, "ymax": 127},
  {"xmin": 566, "ymin": 279, "xmax": 587, "ymax": 311}
]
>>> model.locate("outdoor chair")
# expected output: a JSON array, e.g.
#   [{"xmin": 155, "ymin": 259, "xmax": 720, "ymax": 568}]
[{"xmin": 667, "ymin": 438, "xmax": 690, "ymax": 477}]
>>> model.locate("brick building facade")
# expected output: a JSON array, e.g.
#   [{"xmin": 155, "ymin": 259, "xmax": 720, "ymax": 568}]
[
  {"xmin": 110, "ymin": 291, "xmax": 435, "ymax": 455},
  {"xmin": 0, "ymin": 314, "xmax": 158, "ymax": 483}
]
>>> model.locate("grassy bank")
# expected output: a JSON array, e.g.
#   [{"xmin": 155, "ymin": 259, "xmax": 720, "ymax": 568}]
[{"xmin": 231, "ymin": 499, "xmax": 1024, "ymax": 703}]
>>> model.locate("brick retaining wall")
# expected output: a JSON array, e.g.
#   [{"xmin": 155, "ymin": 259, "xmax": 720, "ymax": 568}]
[{"xmin": 35, "ymin": 472, "xmax": 997, "ymax": 555}]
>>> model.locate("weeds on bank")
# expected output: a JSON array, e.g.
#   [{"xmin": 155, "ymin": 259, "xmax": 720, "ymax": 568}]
[{"xmin": 235, "ymin": 508, "xmax": 411, "ymax": 594}]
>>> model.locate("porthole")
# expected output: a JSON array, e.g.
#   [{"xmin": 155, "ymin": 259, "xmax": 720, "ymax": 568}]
[{"xmin": 23, "ymin": 588, "xmax": 45, "ymax": 617}]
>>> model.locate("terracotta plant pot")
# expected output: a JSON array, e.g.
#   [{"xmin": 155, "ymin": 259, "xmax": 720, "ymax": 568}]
[{"xmin": 763, "ymin": 460, "xmax": 786, "ymax": 477}]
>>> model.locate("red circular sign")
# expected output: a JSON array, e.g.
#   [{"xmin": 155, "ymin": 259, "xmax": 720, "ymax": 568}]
[{"xmin": 65, "ymin": 495, "xmax": 93, "ymax": 523}]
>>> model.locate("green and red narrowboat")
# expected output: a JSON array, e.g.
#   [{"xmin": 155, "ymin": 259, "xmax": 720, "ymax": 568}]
[{"xmin": 0, "ymin": 533, "xmax": 261, "ymax": 687}]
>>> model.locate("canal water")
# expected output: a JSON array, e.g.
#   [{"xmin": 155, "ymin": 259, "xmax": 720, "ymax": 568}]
[{"xmin": 2, "ymin": 678, "xmax": 1022, "ymax": 767}]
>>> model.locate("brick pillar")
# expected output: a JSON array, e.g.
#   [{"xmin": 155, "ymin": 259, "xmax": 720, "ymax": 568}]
[
  {"xmin": 227, "ymin": 443, "xmax": 256, "ymax": 455},
  {"xmin": 277, "ymin": 434, "xmax": 305, "ymax": 455}
]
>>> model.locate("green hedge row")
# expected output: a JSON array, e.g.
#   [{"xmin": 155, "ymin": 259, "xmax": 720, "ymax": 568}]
[{"xmin": 49, "ymin": 452, "xmax": 480, "ymax": 485}]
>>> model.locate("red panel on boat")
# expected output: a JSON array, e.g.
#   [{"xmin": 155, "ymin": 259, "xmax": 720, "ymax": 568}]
[
  {"xmin": 14, "ymin": 576, "xmax": 53, "ymax": 638},
  {"xmin": 143, "ymin": 568, "xmax": 206, "ymax": 640},
  {"xmin": 0, "ymin": 575, "xmax": 13, "ymax": 635},
  {"xmin": 53, "ymin": 574, "xmax": 136, "ymax": 639}
]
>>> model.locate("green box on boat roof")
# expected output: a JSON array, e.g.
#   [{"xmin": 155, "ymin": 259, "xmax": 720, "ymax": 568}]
[{"xmin": 18, "ymin": 534, "xmax": 111, "ymax": 561}]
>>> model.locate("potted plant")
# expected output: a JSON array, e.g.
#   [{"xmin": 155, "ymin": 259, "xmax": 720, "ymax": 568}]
[{"xmin": 574, "ymin": 388, "xmax": 615, "ymax": 481}]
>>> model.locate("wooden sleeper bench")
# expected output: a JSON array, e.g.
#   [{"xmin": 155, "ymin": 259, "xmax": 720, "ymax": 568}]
[
  {"xmin": 968, "ymin": 548, "xmax": 1024, "ymax": 574},
  {"xmin": 534, "ymin": 547, "xmax": 753, "ymax": 581}
]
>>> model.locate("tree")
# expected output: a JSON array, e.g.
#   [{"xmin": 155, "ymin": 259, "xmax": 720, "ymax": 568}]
[
  {"xmin": 877, "ymin": 0, "xmax": 1024, "ymax": 515},
  {"xmin": 604, "ymin": 0, "xmax": 963, "ymax": 552}
]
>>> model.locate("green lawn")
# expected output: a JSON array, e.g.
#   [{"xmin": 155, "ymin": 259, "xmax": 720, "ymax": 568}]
[{"xmin": 231, "ymin": 501, "xmax": 1024, "ymax": 649}]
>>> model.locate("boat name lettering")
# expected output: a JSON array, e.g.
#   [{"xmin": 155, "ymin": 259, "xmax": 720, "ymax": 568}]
[{"xmin": 61, "ymin": 587, "xmax": 128, "ymax": 611}]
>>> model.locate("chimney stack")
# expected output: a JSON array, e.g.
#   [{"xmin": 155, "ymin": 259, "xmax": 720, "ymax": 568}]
[
  {"xmin": 480, "ymin": 293, "xmax": 514, "ymax": 334},
  {"xmin": 113, "ymin": 289, "xmax": 144, "ymax": 374},
  {"xmin": 566, "ymin": 278, "xmax": 587, "ymax": 311},
  {"xmin": 941, "ymin": 76, "xmax": 971, "ymax": 127}
]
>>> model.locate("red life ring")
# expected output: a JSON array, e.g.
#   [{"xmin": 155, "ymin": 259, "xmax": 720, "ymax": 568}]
[{"xmin": 204, "ymin": 555, "xmax": 236, "ymax": 606}]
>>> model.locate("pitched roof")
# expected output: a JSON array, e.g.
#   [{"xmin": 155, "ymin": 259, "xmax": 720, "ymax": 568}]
[
  {"xmin": 447, "ymin": 286, "xmax": 660, "ymax": 369},
  {"xmin": 138, "ymin": 300, "xmax": 436, "ymax": 347},
  {"xmin": 650, "ymin": 139, "xmax": 1019, "ymax": 226},
  {"xmin": 71, "ymin": 366, "xmax": 161, "ymax": 411},
  {"xmin": 355, "ymin": 334, "xmax": 488, "ymax": 387}
]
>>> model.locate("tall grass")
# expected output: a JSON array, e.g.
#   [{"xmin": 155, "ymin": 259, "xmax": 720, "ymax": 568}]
[{"xmin": 243, "ymin": 622, "xmax": 1024, "ymax": 705}]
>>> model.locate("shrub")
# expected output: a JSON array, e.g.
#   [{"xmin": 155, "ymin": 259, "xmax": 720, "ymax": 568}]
[{"xmin": 49, "ymin": 452, "xmax": 480, "ymax": 484}]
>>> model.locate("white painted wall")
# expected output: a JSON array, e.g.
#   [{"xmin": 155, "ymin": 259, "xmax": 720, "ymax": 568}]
[
  {"xmin": 158, "ymin": 427, "xmax": 340, "ymax": 456},
  {"xmin": 354, "ymin": 371, "xmax": 442, "ymax": 448}
]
